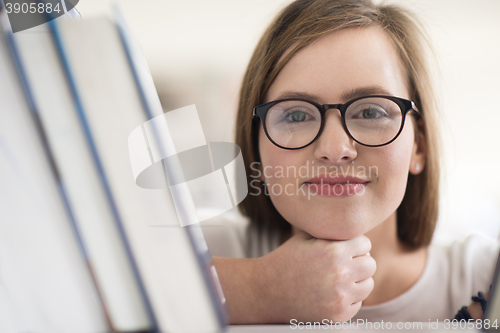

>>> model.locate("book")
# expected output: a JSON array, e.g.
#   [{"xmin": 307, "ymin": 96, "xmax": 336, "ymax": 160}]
[
  {"xmin": 114, "ymin": 7, "xmax": 229, "ymax": 326},
  {"xmin": 0, "ymin": 4, "xmax": 228, "ymax": 332},
  {"xmin": 11, "ymin": 12, "xmax": 153, "ymax": 333},
  {"xmin": 51, "ymin": 11, "xmax": 227, "ymax": 333},
  {"xmin": 0, "ymin": 9, "xmax": 108, "ymax": 333}
]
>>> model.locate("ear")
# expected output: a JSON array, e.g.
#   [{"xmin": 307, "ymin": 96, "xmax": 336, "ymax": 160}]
[{"xmin": 409, "ymin": 117, "xmax": 426, "ymax": 175}]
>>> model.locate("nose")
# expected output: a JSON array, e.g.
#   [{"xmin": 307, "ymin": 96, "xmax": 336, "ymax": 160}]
[{"xmin": 313, "ymin": 109, "xmax": 357, "ymax": 163}]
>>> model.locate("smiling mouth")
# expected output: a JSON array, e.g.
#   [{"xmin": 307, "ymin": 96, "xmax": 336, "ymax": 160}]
[
  {"xmin": 305, "ymin": 180, "xmax": 370, "ymax": 185},
  {"xmin": 303, "ymin": 178, "xmax": 370, "ymax": 197}
]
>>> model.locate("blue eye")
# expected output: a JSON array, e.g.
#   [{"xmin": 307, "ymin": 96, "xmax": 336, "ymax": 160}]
[
  {"xmin": 287, "ymin": 111, "xmax": 307, "ymax": 122},
  {"xmin": 267, "ymin": 102, "xmax": 321, "ymax": 129},
  {"xmin": 351, "ymin": 105, "xmax": 389, "ymax": 120}
]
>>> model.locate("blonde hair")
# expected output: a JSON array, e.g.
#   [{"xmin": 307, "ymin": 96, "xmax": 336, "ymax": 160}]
[{"xmin": 235, "ymin": 0, "xmax": 440, "ymax": 249}]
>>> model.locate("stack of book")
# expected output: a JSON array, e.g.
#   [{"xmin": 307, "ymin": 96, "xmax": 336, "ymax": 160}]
[{"xmin": 0, "ymin": 5, "xmax": 228, "ymax": 333}]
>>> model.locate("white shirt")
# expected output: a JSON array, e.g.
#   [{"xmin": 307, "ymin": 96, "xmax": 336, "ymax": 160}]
[
  {"xmin": 354, "ymin": 234, "xmax": 499, "ymax": 322},
  {"xmin": 201, "ymin": 213, "xmax": 500, "ymax": 321}
]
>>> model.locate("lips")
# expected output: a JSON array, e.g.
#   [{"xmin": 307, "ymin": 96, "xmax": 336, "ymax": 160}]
[{"xmin": 303, "ymin": 174, "xmax": 370, "ymax": 196}]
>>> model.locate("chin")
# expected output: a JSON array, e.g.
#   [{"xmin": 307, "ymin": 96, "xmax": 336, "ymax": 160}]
[{"xmin": 306, "ymin": 223, "xmax": 368, "ymax": 241}]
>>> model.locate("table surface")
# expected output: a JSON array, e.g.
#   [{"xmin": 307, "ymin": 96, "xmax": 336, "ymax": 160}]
[{"xmin": 226, "ymin": 322, "xmax": 481, "ymax": 332}]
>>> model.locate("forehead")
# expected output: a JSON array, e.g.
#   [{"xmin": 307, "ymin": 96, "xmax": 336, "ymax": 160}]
[{"xmin": 264, "ymin": 26, "xmax": 409, "ymax": 104}]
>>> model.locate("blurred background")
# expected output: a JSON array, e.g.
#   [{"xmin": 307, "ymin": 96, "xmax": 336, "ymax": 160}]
[{"xmin": 76, "ymin": 0, "xmax": 500, "ymax": 245}]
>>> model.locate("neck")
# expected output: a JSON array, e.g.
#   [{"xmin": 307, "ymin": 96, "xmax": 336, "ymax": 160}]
[
  {"xmin": 364, "ymin": 211, "xmax": 401, "ymax": 259},
  {"xmin": 362, "ymin": 212, "xmax": 427, "ymax": 306}
]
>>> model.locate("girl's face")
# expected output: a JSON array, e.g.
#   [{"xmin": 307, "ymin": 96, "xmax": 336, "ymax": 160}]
[{"xmin": 258, "ymin": 26, "xmax": 426, "ymax": 240}]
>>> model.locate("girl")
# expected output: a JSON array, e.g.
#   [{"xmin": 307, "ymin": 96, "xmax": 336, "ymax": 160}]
[{"xmin": 210, "ymin": 0, "xmax": 499, "ymax": 324}]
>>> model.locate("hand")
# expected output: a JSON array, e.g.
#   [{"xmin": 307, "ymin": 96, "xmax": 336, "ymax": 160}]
[{"xmin": 254, "ymin": 229, "xmax": 376, "ymax": 323}]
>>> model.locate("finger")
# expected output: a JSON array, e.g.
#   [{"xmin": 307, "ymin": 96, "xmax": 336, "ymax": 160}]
[
  {"xmin": 333, "ymin": 301, "xmax": 362, "ymax": 324},
  {"xmin": 344, "ymin": 301, "xmax": 363, "ymax": 321},
  {"xmin": 351, "ymin": 277, "xmax": 374, "ymax": 304},
  {"xmin": 350, "ymin": 301, "xmax": 363, "ymax": 311},
  {"xmin": 343, "ymin": 235, "xmax": 372, "ymax": 258},
  {"xmin": 351, "ymin": 255, "xmax": 377, "ymax": 282}
]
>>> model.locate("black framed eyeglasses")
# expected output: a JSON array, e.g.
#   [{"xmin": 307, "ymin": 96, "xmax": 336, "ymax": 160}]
[{"xmin": 253, "ymin": 95, "xmax": 420, "ymax": 150}]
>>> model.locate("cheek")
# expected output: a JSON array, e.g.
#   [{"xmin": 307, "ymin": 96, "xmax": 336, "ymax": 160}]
[
  {"xmin": 258, "ymin": 126, "xmax": 303, "ymax": 181},
  {"xmin": 258, "ymin": 126, "xmax": 306, "ymax": 207},
  {"xmin": 375, "ymin": 125, "xmax": 415, "ymax": 203},
  {"xmin": 257, "ymin": 126, "xmax": 272, "ymax": 179}
]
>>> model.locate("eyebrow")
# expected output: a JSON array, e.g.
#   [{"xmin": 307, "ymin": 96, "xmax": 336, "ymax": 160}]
[
  {"xmin": 341, "ymin": 86, "xmax": 393, "ymax": 102},
  {"xmin": 275, "ymin": 91, "xmax": 323, "ymax": 102},
  {"xmin": 275, "ymin": 86, "xmax": 394, "ymax": 104}
]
